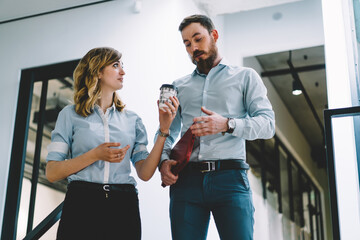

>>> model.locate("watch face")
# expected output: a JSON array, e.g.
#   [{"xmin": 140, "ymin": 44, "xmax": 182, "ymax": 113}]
[{"xmin": 228, "ymin": 119, "xmax": 236, "ymax": 129}]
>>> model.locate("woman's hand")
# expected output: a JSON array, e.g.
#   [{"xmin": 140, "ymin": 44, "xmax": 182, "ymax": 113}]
[
  {"xmin": 46, "ymin": 142, "xmax": 130, "ymax": 183},
  {"xmin": 135, "ymin": 97, "xmax": 179, "ymax": 182},
  {"xmin": 158, "ymin": 96, "xmax": 179, "ymax": 132},
  {"xmin": 92, "ymin": 142, "xmax": 130, "ymax": 163}
]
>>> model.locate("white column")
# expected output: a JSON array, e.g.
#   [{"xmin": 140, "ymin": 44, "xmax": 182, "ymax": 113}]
[{"xmin": 321, "ymin": 0, "xmax": 360, "ymax": 239}]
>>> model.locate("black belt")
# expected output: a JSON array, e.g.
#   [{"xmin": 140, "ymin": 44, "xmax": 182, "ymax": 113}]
[
  {"xmin": 69, "ymin": 181, "xmax": 136, "ymax": 193},
  {"xmin": 186, "ymin": 159, "xmax": 249, "ymax": 173}
]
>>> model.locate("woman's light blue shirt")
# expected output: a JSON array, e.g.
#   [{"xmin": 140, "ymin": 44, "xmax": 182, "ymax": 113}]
[{"xmin": 46, "ymin": 104, "xmax": 149, "ymax": 185}]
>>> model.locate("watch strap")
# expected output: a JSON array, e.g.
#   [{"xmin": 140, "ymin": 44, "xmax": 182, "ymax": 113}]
[
  {"xmin": 226, "ymin": 118, "xmax": 235, "ymax": 133},
  {"xmin": 158, "ymin": 130, "xmax": 170, "ymax": 138}
]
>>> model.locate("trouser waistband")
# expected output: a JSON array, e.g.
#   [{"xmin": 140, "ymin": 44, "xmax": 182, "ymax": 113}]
[
  {"xmin": 186, "ymin": 159, "xmax": 249, "ymax": 173},
  {"xmin": 68, "ymin": 181, "xmax": 136, "ymax": 193}
]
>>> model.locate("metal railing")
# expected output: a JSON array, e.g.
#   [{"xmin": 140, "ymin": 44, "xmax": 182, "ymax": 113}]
[{"xmin": 23, "ymin": 202, "xmax": 63, "ymax": 240}]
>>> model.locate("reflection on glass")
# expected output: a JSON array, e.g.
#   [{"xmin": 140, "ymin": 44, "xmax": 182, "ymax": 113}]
[
  {"xmin": 291, "ymin": 163, "xmax": 301, "ymax": 226},
  {"xmin": 279, "ymin": 146, "xmax": 290, "ymax": 219}
]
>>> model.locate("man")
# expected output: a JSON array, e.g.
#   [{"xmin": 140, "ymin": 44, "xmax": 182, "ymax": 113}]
[{"xmin": 159, "ymin": 14, "xmax": 275, "ymax": 240}]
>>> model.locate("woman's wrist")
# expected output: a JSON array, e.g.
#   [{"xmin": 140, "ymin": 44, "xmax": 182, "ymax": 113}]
[
  {"xmin": 159, "ymin": 127, "xmax": 169, "ymax": 134},
  {"xmin": 158, "ymin": 129, "xmax": 170, "ymax": 138},
  {"xmin": 87, "ymin": 148, "xmax": 99, "ymax": 163}
]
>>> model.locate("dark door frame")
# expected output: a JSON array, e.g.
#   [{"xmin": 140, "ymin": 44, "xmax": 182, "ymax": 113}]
[
  {"xmin": 1, "ymin": 60, "xmax": 78, "ymax": 240},
  {"xmin": 323, "ymin": 106, "xmax": 360, "ymax": 240}
]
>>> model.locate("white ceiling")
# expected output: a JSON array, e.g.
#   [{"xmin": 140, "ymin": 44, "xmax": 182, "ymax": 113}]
[
  {"xmin": 193, "ymin": 0, "xmax": 302, "ymax": 16},
  {"xmin": 0, "ymin": 0, "xmax": 303, "ymax": 23}
]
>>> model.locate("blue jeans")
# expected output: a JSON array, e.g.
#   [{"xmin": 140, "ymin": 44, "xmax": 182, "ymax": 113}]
[{"xmin": 170, "ymin": 168, "xmax": 254, "ymax": 240}]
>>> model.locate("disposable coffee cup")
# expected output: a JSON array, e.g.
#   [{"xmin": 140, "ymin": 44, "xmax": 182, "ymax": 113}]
[{"xmin": 159, "ymin": 84, "xmax": 177, "ymax": 112}]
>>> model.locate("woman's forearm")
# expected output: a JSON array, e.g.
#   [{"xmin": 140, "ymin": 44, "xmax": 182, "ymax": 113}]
[
  {"xmin": 136, "ymin": 96, "xmax": 179, "ymax": 181},
  {"xmin": 46, "ymin": 150, "xmax": 97, "ymax": 183},
  {"xmin": 136, "ymin": 135, "xmax": 167, "ymax": 181}
]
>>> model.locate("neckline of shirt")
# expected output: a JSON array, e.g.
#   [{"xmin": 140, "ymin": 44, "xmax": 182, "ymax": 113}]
[
  {"xmin": 193, "ymin": 57, "xmax": 229, "ymax": 77},
  {"xmin": 94, "ymin": 103, "xmax": 116, "ymax": 115}
]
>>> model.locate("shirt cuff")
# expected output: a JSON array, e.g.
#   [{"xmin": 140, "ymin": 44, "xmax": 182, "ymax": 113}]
[
  {"xmin": 47, "ymin": 142, "xmax": 69, "ymax": 154},
  {"xmin": 132, "ymin": 151, "xmax": 149, "ymax": 165},
  {"xmin": 46, "ymin": 152, "xmax": 68, "ymax": 162},
  {"xmin": 232, "ymin": 118, "xmax": 244, "ymax": 137},
  {"xmin": 158, "ymin": 153, "xmax": 170, "ymax": 169}
]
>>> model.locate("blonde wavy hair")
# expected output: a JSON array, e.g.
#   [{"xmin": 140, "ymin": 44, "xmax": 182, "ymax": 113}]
[{"xmin": 73, "ymin": 47, "xmax": 125, "ymax": 117}]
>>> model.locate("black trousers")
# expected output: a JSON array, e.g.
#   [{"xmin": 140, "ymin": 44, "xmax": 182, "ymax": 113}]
[{"xmin": 57, "ymin": 181, "xmax": 141, "ymax": 240}]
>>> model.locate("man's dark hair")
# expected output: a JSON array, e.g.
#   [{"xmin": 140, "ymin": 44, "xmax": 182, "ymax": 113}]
[{"xmin": 178, "ymin": 14, "xmax": 215, "ymax": 33}]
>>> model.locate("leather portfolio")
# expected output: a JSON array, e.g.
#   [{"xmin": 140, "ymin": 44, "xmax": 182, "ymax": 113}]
[
  {"xmin": 161, "ymin": 126, "xmax": 195, "ymax": 187},
  {"xmin": 169, "ymin": 126, "xmax": 195, "ymax": 175}
]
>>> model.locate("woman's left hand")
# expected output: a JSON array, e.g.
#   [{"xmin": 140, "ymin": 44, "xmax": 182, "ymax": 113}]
[{"xmin": 158, "ymin": 96, "xmax": 179, "ymax": 132}]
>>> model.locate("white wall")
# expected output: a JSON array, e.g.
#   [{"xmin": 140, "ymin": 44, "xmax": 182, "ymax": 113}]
[{"xmin": 220, "ymin": 0, "xmax": 331, "ymax": 238}]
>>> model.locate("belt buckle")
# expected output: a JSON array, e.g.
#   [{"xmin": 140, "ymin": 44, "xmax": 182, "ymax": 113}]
[
  {"xmin": 103, "ymin": 184, "xmax": 110, "ymax": 192},
  {"xmin": 201, "ymin": 161, "xmax": 215, "ymax": 173},
  {"xmin": 103, "ymin": 184, "xmax": 110, "ymax": 198}
]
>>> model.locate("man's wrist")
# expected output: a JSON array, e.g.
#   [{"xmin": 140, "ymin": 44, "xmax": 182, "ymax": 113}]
[
  {"xmin": 221, "ymin": 117, "xmax": 229, "ymax": 136},
  {"xmin": 159, "ymin": 159, "xmax": 169, "ymax": 170},
  {"xmin": 226, "ymin": 118, "xmax": 236, "ymax": 133},
  {"xmin": 221, "ymin": 118, "xmax": 236, "ymax": 135}
]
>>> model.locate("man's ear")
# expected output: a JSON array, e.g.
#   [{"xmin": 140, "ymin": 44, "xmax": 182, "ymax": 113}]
[{"xmin": 211, "ymin": 29, "xmax": 219, "ymax": 42}]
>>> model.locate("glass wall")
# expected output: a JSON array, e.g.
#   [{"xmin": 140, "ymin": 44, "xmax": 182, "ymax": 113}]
[
  {"xmin": 352, "ymin": 0, "xmax": 360, "ymax": 103},
  {"xmin": 246, "ymin": 137, "xmax": 324, "ymax": 240}
]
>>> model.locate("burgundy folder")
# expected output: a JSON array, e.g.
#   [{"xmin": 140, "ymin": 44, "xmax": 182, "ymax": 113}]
[
  {"xmin": 169, "ymin": 127, "xmax": 195, "ymax": 175},
  {"xmin": 161, "ymin": 126, "xmax": 195, "ymax": 187}
]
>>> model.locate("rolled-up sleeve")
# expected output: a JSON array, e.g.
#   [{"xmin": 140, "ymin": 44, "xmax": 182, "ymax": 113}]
[
  {"xmin": 46, "ymin": 107, "xmax": 72, "ymax": 162},
  {"xmin": 131, "ymin": 117, "xmax": 149, "ymax": 165}
]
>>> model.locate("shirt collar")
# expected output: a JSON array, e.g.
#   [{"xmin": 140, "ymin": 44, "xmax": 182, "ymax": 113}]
[
  {"xmin": 94, "ymin": 103, "xmax": 116, "ymax": 113},
  {"xmin": 192, "ymin": 57, "xmax": 229, "ymax": 76}
]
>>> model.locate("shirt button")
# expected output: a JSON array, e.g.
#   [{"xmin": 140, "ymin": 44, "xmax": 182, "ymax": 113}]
[
  {"xmin": 203, "ymin": 90, "xmax": 206, "ymax": 93},
  {"xmin": 199, "ymin": 154, "xmax": 202, "ymax": 159},
  {"xmin": 200, "ymin": 140, "xmax": 204, "ymax": 143}
]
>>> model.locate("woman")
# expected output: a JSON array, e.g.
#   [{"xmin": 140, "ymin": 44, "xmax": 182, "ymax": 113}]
[{"xmin": 46, "ymin": 47, "xmax": 178, "ymax": 240}]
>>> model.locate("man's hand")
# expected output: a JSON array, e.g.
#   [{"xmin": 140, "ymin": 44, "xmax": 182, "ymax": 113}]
[
  {"xmin": 160, "ymin": 160, "xmax": 179, "ymax": 186},
  {"xmin": 190, "ymin": 107, "xmax": 228, "ymax": 136}
]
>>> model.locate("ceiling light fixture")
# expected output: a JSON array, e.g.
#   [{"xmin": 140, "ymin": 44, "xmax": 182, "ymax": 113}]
[
  {"xmin": 287, "ymin": 50, "xmax": 302, "ymax": 96},
  {"xmin": 292, "ymin": 79, "xmax": 302, "ymax": 95}
]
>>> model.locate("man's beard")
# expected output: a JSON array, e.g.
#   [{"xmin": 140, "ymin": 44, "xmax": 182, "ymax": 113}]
[{"xmin": 192, "ymin": 40, "xmax": 218, "ymax": 74}]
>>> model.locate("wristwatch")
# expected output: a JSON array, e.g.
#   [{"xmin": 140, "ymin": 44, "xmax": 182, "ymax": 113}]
[
  {"xmin": 158, "ymin": 129, "xmax": 170, "ymax": 138},
  {"xmin": 226, "ymin": 118, "xmax": 236, "ymax": 134}
]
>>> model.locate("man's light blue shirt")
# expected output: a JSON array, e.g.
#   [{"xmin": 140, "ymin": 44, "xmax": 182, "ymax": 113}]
[
  {"xmin": 46, "ymin": 104, "xmax": 149, "ymax": 185},
  {"xmin": 160, "ymin": 58, "xmax": 275, "ymax": 163}
]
